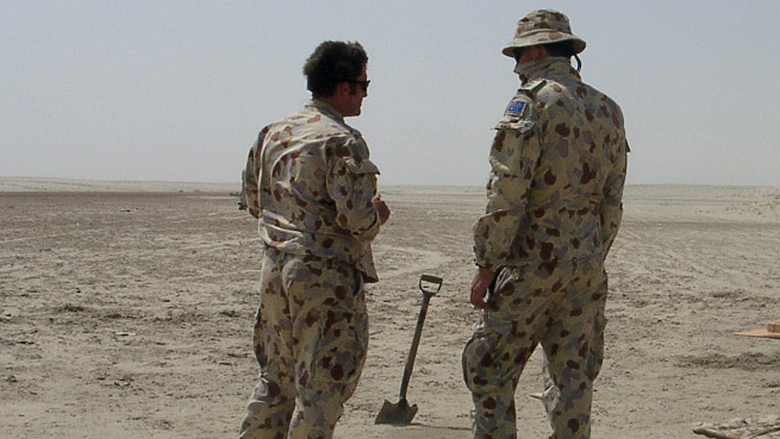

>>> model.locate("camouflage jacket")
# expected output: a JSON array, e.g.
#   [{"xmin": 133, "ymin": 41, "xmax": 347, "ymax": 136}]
[
  {"xmin": 242, "ymin": 100, "xmax": 381, "ymax": 282},
  {"xmin": 473, "ymin": 57, "xmax": 628, "ymax": 271}
]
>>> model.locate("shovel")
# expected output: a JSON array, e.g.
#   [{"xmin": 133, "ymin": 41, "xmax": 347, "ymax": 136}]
[{"xmin": 375, "ymin": 274, "xmax": 443, "ymax": 425}]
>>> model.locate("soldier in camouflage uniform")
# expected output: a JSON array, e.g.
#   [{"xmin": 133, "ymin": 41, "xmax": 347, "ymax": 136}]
[
  {"xmin": 462, "ymin": 10, "xmax": 628, "ymax": 439},
  {"xmin": 237, "ymin": 41, "xmax": 390, "ymax": 439}
]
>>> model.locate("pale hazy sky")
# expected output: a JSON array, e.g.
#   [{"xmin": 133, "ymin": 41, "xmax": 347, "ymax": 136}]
[{"xmin": 2, "ymin": 1, "xmax": 779, "ymax": 187}]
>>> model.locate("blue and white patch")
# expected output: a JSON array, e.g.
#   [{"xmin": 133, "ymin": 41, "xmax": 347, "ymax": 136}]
[{"xmin": 506, "ymin": 100, "xmax": 526, "ymax": 116}]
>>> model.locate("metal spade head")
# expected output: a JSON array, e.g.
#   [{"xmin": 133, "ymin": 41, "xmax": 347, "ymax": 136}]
[{"xmin": 374, "ymin": 397, "xmax": 419, "ymax": 425}]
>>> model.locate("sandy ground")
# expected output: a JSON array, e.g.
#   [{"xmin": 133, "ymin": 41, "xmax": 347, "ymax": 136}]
[{"xmin": 2, "ymin": 178, "xmax": 779, "ymax": 439}]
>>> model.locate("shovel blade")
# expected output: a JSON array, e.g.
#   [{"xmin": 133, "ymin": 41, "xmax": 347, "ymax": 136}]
[{"xmin": 374, "ymin": 398, "xmax": 418, "ymax": 425}]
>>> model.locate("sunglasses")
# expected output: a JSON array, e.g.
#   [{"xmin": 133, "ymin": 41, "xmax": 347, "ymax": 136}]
[{"xmin": 344, "ymin": 79, "xmax": 370, "ymax": 92}]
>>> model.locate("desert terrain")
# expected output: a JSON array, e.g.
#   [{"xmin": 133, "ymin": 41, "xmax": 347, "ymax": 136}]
[{"xmin": 1, "ymin": 178, "xmax": 779, "ymax": 439}]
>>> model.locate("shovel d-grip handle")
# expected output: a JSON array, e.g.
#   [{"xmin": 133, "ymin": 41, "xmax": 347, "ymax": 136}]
[
  {"xmin": 419, "ymin": 274, "xmax": 443, "ymax": 297},
  {"xmin": 397, "ymin": 274, "xmax": 443, "ymax": 401}
]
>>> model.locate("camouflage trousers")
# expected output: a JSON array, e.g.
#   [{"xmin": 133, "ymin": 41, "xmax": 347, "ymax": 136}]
[
  {"xmin": 462, "ymin": 257, "xmax": 607, "ymax": 439},
  {"xmin": 238, "ymin": 247, "xmax": 369, "ymax": 439}
]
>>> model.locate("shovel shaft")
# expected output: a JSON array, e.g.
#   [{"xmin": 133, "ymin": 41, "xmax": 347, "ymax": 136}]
[{"xmin": 397, "ymin": 292, "xmax": 433, "ymax": 400}]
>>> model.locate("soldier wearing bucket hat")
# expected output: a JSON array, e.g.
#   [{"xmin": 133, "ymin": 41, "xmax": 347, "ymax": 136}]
[{"xmin": 463, "ymin": 9, "xmax": 628, "ymax": 439}]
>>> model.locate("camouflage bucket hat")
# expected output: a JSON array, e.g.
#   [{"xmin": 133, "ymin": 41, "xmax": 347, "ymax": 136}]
[{"xmin": 502, "ymin": 9, "xmax": 586, "ymax": 57}]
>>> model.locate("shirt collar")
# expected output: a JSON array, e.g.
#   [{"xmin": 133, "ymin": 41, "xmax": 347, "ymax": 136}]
[
  {"xmin": 306, "ymin": 99, "xmax": 344, "ymax": 122},
  {"xmin": 514, "ymin": 57, "xmax": 581, "ymax": 85}
]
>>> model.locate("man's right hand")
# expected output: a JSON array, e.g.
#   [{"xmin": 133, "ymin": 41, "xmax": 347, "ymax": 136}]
[
  {"xmin": 470, "ymin": 266, "xmax": 495, "ymax": 310},
  {"xmin": 372, "ymin": 194, "xmax": 390, "ymax": 225}
]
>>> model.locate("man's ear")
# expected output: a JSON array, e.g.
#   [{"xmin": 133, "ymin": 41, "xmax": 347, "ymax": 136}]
[
  {"xmin": 335, "ymin": 81, "xmax": 349, "ymax": 97},
  {"xmin": 531, "ymin": 45, "xmax": 549, "ymax": 59}
]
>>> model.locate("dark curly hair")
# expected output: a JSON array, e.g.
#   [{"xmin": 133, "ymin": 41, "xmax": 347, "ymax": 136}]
[{"xmin": 303, "ymin": 41, "xmax": 368, "ymax": 98}]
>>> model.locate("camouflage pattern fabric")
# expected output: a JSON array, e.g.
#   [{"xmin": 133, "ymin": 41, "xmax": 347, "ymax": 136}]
[
  {"xmin": 463, "ymin": 258, "xmax": 607, "ymax": 439},
  {"xmin": 241, "ymin": 99, "xmax": 381, "ymax": 282},
  {"xmin": 465, "ymin": 56, "xmax": 628, "ymax": 439},
  {"xmin": 239, "ymin": 248, "xmax": 368, "ymax": 439},
  {"xmin": 502, "ymin": 9, "xmax": 586, "ymax": 57},
  {"xmin": 472, "ymin": 57, "xmax": 627, "ymax": 272},
  {"xmin": 239, "ymin": 99, "xmax": 380, "ymax": 438}
]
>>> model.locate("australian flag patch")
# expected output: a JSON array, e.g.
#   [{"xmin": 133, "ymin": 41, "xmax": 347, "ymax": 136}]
[{"xmin": 506, "ymin": 100, "xmax": 526, "ymax": 116}]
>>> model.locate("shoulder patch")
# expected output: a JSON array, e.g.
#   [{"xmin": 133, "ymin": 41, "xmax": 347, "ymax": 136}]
[
  {"xmin": 506, "ymin": 100, "xmax": 526, "ymax": 116},
  {"xmin": 493, "ymin": 94, "xmax": 536, "ymax": 132}
]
